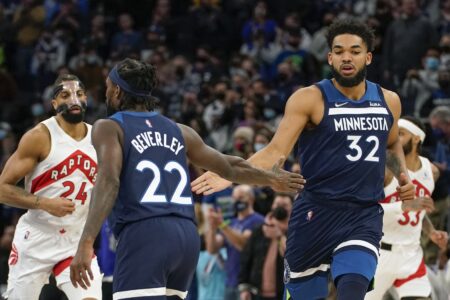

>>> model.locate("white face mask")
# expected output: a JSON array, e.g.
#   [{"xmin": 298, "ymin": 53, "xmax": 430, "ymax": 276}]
[{"xmin": 254, "ymin": 143, "xmax": 266, "ymax": 152}]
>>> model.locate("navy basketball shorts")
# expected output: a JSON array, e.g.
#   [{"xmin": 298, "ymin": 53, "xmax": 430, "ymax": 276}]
[
  {"xmin": 112, "ymin": 216, "xmax": 200, "ymax": 300},
  {"xmin": 283, "ymin": 195, "xmax": 383, "ymax": 300}
]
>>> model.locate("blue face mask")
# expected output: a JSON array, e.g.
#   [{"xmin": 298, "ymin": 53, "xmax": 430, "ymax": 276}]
[
  {"xmin": 432, "ymin": 127, "xmax": 445, "ymax": 139},
  {"xmin": 254, "ymin": 143, "xmax": 266, "ymax": 152},
  {"xmin": 0, "ymin": 129, "xmax": 6, "ymax": 140},
  {"xmin": 425, "ymin": 57, "xmax": 440, "ymax": 71},
  {"xmin": 264, "ymin": 108, "xmax": 276, "ymax": 120}
]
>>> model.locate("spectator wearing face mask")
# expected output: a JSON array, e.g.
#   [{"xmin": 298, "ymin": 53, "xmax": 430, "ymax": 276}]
[
  {"xmin": 238, "ymin": 193, "xmax": 294, "ymax": 300},
  {"xmin": 272, "ymin": 27, "xmax": 317, "ymax": 86},
  {"xmin": 420, "ymin": 68, "xmax": 450, "ymax": 117},
  {"xmin": 230, "ymin": 126, "xmax": 255, "ymax": 159},
  {"xmin": 241, "ymin": 1, "xmax": 277, "ymax": 50},
  {"xmin": 440, "ymin": 34, "xmax": 450, "ymax": 69},
  {"xmin": 400, "ymin": 47, "xmax": 441, "ymax": 116},
  {"xmin": 382, "ymin": 0, "xmax": 438, "ymax": 88},
  {"xmin": 252, "ymin": 128, "xmax": 273, "ymax": 153},
  {"xmin": 251, "ymin": 80, "xmax": 283, "ymax": 122},
  {"xmin": 205, "ymin": 185, "xmax": 264, "ymax": 300},
  {"xmin": 421, "ymin": 106, "xmax": 450, "ymax": 267}
]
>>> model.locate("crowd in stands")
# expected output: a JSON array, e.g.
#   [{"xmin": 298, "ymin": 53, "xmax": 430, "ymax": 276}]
[{"xmin": 0, "ymin": 0, "xmax": 449, "ymax": 299}]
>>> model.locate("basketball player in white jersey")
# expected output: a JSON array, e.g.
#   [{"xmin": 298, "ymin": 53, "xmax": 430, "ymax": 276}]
[
  {"xmin": 0, "ymin": 74, "xmax": 102, "ymax": 299},
  {"xmin": 365, "ymin": 116, "xmax": 448, "ymax": 300}
]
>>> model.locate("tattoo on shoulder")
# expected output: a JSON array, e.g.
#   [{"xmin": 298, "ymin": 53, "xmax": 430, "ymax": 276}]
[{"xmin": 386, "ymin": 150, "xmax": 401, "ymax": 178}]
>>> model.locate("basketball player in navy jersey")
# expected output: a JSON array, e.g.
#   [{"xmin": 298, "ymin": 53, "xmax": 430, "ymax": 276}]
[
  {"xmin": 69, "ymin": 58, "xmax": 304, "ymax": 299},
  {"xmin": 192, "ymin": 20, "xmax": 416, "ymax": 300}
]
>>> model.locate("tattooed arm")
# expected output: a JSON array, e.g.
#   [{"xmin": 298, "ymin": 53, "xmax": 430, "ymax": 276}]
[
  {"xmin": 386, "ymin": 149, "xmax": 404, "ymax": 179},
  {"xmin": 383, "ymin": 89, "xmax": 415, "ymax": 201}
]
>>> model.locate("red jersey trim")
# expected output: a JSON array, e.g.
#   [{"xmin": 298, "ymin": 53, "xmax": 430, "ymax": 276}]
[
  {"xmin": 393, "ymin": 259, "xmax": 427, "ymax": 287},
  {"xmin": 53, "ymin": 254, "xmax": 96, "ymax": 276},
  {"xmin": 31, "ymin": 150, "xmax": 97, "ymax": 193}
]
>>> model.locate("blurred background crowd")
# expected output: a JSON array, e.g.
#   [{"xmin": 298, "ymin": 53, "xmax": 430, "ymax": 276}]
[{"xmin": 0, "ymin": 0, "xmax": 449, "ymax": 299}]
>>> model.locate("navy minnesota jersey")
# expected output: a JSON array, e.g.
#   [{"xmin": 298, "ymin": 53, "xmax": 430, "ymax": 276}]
[
  {"xmin": 298, "ymin": 79, "xmax": 394, "ymax": 203},
  {"xmin": 108, "ymin": 111, "xmax": 195, "ymax": 236}
]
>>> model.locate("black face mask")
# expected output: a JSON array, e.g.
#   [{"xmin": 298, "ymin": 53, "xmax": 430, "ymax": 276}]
[
  {"xmin": 215, "ymin": 92, "xmax": 226, "ymax": 100},
  {"xmin": 287, "ymin": 41, "xmax": 299, "ymax": 48},
  {"xmin": 175, "ymin": 66, "xmax": 185, "ymax": 78},
  {"xmin": 234, "ymin": 200, "xmax": 249, "ymax": 213},
  {"xmin": 272, "ymin": 206, "xmax": 289, "ymax": 221},
  {"xmin": 56, "ymin": 102, "xmax": 87, "ymax": 124},
  {"xmin": 441, "ymin": 45, "xmax": 450, "ymax": 53},
  {"xmin": 332, "ymin": 64, "xmax": 367, "ymax": 88},
  {"xmin": 278, "ymin": 73, "xmax": 288, "ymax": 81},
  {"xmin": 439, "ymin": 79, "xmax": 450, "ymax": 90},
  {"xmin": 197, "ymin": 56, "xmax": 209, "ymax": 63}
]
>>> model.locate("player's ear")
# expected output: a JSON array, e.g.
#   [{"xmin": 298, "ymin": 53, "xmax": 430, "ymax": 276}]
[
  {"xmin": 114, "ymin": 85, "xmax": 121, "ymax": 98},
  {"xmin": 366, "ymin": 51, "xmax": 372, "ymax": 66},
  {"xmin": 412, "ymin": 135, "xmax": 421, "ymax": 145},
  {"xmin": 51, "ymin": 99, "xmax": 58, "ymax": 111}
]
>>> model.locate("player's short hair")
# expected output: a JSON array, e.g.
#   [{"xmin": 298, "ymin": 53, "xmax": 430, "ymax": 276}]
[
  {"xmin": 52, "ymin": 74, "xmax": 85, "ymax": 98},
  {"xmin": 326, "ymin": 19, "xmax": 375, "ymax": 52},
  {"xmin": 115, "ymin": 58, "xmax": 158, "ymax": 111}
]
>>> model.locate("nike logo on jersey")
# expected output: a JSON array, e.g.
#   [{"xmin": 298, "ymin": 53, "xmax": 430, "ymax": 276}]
[{"xmin": 334, "ymin": 102, "xmax": 348, "ymax": 107}]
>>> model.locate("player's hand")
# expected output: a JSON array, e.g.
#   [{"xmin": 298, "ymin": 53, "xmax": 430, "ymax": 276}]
[
  {"xmin": 70, "ymin": 243, "xmax": 94, "ymax": 289},
  {"xmin": 396, "ymin": 172, "xmax": 415, "ymax": 201},
  {"xmin": 438, "ymin": 247, "xmax": 448, "ymax": 270},
  {"xmin": 191, "ymin": 171, "xmax": 232, "ymax": 195},
  {"xmin": 40, "ymin": 197, "xmax": 75, "ymax": 217},
  {"xmin": 401, "ymin": 196, "xmax": 434, "ymax": 213},
  {"xmin": 240, "ymin": 290, "xmax": 252, "ymax": 300},
  {"xmin": 268, "ymin": 157, "xmax": 305, "ymax": 193},
  {"xmin": 430, "ymin": 230, "xmax": 448, "ymax": 250},
  {"xmin": 207, "ymin": 207, "xmax": 223, "ymax": 230}
]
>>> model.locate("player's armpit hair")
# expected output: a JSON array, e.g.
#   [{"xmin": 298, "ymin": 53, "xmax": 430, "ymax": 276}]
[{"xmin": 386, "ymin": 150, "xmax": 402, "ymax": 178}]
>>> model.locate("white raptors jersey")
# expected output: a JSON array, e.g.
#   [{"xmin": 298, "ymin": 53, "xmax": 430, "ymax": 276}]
[
  {"xmin": 22, "ymin": 117, "xmax": 97, "ymax": 234},
  {"xmin": 380, "ymin": 156, "xmax": 435, "ymax": 245}
]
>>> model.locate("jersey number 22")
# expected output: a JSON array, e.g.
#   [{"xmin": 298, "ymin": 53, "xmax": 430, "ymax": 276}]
[{"xmin": 136, "ymin": 160, "xmax": 192, "ymax": 205}]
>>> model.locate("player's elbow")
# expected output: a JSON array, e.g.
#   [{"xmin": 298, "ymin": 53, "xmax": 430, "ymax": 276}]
[
  {"xmin": 97, "ymin": 172, "xmax": 120, "ymax": 192},
  {"xmin": 0, "ymin": 183, "xmax": 7, "ymax": 203}
]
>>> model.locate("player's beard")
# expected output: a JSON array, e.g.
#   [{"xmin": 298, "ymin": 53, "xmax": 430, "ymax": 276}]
[
  {"xmin": 106, "ymin": 105, "xmax": 118, "ymax": 116},
  {"xmin": 56, "ymin": 103, "xmax": 87, "ymax": 124},
  {"xmin": 332, "ymin": 64, "xmax": 367, "ymax": 87},
  {"xmin": 106, "ymin": 101, "xmax": 119, "ymax": 117},
  {"xmin": 402, "ymin": 139, "xmax": 413, "ymax": 155}
]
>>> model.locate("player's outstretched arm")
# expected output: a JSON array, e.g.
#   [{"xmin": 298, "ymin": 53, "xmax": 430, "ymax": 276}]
[
  {"xmin": 0, "ymin": 125, "xmax": 75, "ymax": 216},
  {"xmin": 423, "ymin": 214, "xmax": 448, "ymax": 250},
  {"xmin": 180, "ymin": 124, "xmax": 304, "ymax": 194},
  {"xmin": 191, "ymin": 87, "xmax": 316, "ymax": 195},
  {"xmin": 384, "ymin": 90, "xmax": 415, "ymax": 201},
  {"xmin": 71, "ymin": 119, "xmax": 123, "ymax": 290}
]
